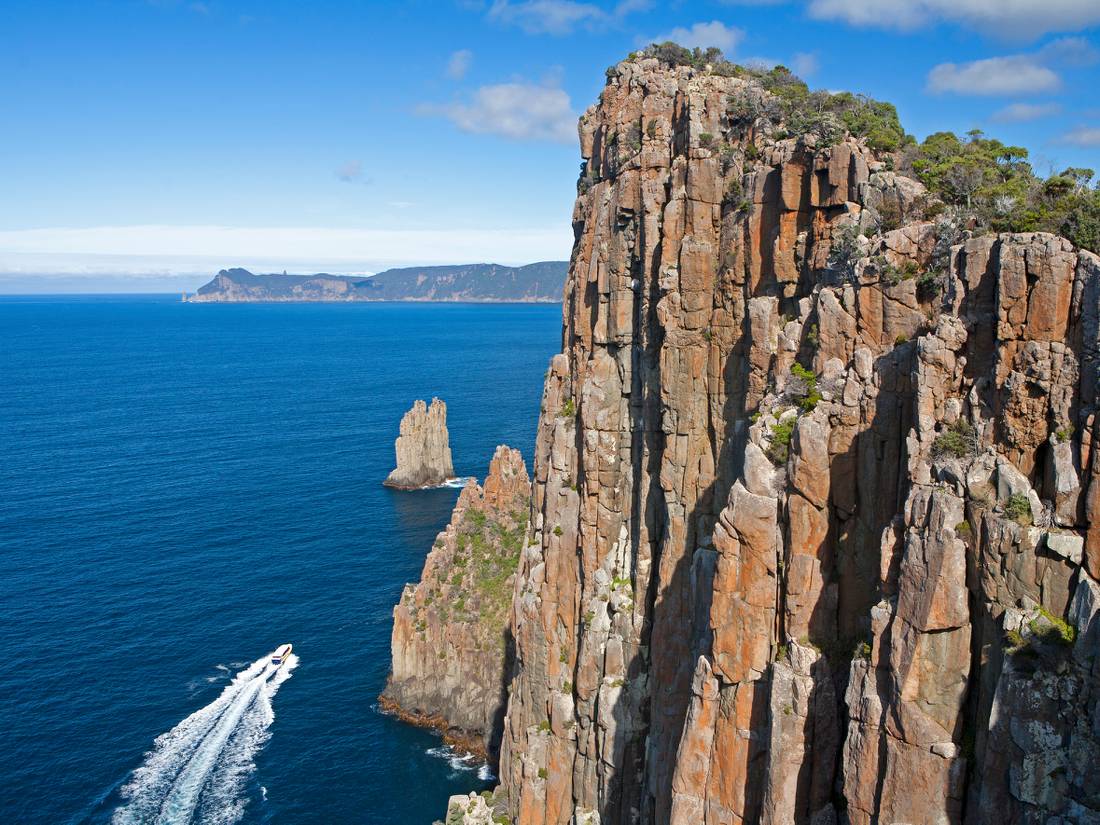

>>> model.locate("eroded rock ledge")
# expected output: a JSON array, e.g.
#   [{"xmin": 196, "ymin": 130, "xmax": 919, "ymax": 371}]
[
  {"xmin": 450, "ymin": 55, "xmax": 1100, "ymax": 825},
  {"xmin": 383, "ymin": 445, "xmax": 530, "ymax": 761},
  {"xmin": 384, "ymin": 398, "xmax": 455, "ymax": 489}
]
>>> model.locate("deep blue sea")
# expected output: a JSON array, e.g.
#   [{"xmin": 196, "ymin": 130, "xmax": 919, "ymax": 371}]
[{"xmin": 0, "ymin": 296, "xmax": 561, "ymax": 825}]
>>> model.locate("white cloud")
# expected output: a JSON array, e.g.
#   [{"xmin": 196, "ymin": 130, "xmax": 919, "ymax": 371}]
[
  {"xmin": 927, "ymin": 36, "xmax": 1098, "ymax": 96},
  {"xmin": 486, "ymin": 0, "xmax": 649, "ymax": 35},
  {"xmin": 335, "ymin": 160, "xmax": 363, "ymax": 182},
  {"xmin": 421, "ymin": 81, "xmax": 577, "ymax": 144},
  {"xmin": 0, "ymin": 225, "xmax": 573, "ymax": 277},
  {"xmin": 1061, "ymin": 126, "xmax": 1100, "ymax": 145},
  {"xmin": 808, "ymin": 0, "xmax": 929, "ymax": 29},
  {"xmin": 1038, "ymin": 36, "xmax": 1100, "ymax": 66},
  {"xmin": 648, "ymin": 21, "xmax": 744, "ymax": 52},
  {"xmin": 807, "ymin": 0, "xmax": 1100, "ymax": 39},
  {"xmin": 990, "ymin": 102, "xmax": 1063, "ymax": 122},
  {"xmin": 790, "ymin": 51, "xmax": 820, "ymax": 76},
  {"xmin": 926, "ymin": 55, "xmax": 1061, "ymax": 95},
  {"xmin": 613, "ymin": 0, "xmax": 653, "ymax": 14},
  {"xmin": 446, "ymin": 49, "xmax": 473, "ymax": 80},
  {"xmin": 487, "ymin": 0, "xmax": 603, "ymax": 34}
]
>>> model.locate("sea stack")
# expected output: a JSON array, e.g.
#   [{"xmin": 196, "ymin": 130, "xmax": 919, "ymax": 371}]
[
  {"xmin": 382, "ymin": 445, "xmax": 530, "ymax": 759},
  {"xmin": 384, "ymin": 398, "xmax": 455, "ymax": 489}
]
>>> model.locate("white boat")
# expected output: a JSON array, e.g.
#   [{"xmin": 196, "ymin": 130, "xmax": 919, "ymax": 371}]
[{"xmin": 271, "ymin": 644, "xmax": 292, "ymax": 666}]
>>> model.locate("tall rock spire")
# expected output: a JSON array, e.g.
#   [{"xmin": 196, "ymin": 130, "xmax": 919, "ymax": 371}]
[{"xmin": 384, "ymin": 397, "xmax": 455, "ymax": 489}]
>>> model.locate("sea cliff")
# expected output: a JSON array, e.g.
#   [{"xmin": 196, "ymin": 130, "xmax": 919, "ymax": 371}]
[
  {"xmin": 396, "ymin": 48, "xmax": 1100, "ymax": 822},
  {"xmin": 422, "ymin": 52, "xmax": 1100, "ymax": 825},
  {"xmin": 383, "ymin": 446, "xmax": 530, "ymax": 759}
]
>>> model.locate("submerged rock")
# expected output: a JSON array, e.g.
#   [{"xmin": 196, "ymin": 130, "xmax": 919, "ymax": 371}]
[
  {"xmin": 384, "ymin": 398, "xmax": 455, "ymax": 489},
  {"xmin": 383, "ymin": 446, "xmax": 530, "ymax": 761}
]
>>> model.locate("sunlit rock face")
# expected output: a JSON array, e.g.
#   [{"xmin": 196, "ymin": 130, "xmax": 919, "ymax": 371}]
[
  {"xmin": 483, "ymin": 54, "xmax": 1100, "ymax": 825},
  {"xmin": 384, "ymin": 397, "xmax": 455, "ymax": 489},
  {"xmin": 383, "ymin": 446, "xmax": 530, "ymax": 761}
]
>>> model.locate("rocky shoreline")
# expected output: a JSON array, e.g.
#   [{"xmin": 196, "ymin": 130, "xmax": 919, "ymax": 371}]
[{"xmin": 376, "ymin": 695, "xmax": 489, "ymax": 762}]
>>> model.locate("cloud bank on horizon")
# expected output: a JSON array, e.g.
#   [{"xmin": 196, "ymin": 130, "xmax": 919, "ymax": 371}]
[
  {"xmin": 3, "ymin": 0, "xmax": 1098, "ymax": 289},
  {"xmin": 0, "ymin": 224, "xmax": 572, "ymax": 279}
]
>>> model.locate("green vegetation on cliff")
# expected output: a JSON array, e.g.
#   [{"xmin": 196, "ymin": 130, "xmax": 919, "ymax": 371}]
[
  {"xmin": 620, "ymin": 46, "xmax": 1100, "ymax": 255},
  {"xmin": 448, "ymin": 504, "xmax": 528, "ymax": 630},
  {"xmin": 907, "ymin": 131, "xmax": 1100, "ymax": 251}
]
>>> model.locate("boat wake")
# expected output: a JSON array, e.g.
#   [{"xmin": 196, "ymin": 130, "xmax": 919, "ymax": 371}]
[{"xmin": 112, "ymin": 651, "xmax": 298, "ymax": 825}]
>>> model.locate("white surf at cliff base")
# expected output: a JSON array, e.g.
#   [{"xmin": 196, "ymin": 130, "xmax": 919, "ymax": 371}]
[
  {"xmin": 112, "ymin": 651, "xmax": 298, "ymax": 825},
  {"xmin": 440, "ymin": 477, "xmax": 474, "ymax": 489}
]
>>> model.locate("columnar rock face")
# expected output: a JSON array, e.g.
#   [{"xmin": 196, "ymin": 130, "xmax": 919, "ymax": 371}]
[
  {"xmin": 383, "ymin": 446, "xmax": 530, "ymax": 758},
  {"xmin": 487, "ymin": 56, "xmax": 1100, "ymax": 825},
  {"xmin": 384, "ymin": 398, "xmax": 455, "ymax": 488}
]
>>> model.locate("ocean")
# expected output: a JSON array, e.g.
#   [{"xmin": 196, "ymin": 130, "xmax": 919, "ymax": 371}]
[{"xmin": 0, "ymin": 296, "xmax": 561, "ymax": 824}]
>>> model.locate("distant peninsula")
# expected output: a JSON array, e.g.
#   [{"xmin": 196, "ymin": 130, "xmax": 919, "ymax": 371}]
[{"xmin": 186, "ymin": 261, "xmax": 567, "ymax": 303}]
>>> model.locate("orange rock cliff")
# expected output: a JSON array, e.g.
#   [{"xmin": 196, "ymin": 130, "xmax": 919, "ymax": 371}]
[
  {"xmin": 412, "ymin": 53, "xmax": 1100, "ymax": 825},
  {"xmin": 383, "ymin": 446, "xmax": 530, "ymax": 761}
]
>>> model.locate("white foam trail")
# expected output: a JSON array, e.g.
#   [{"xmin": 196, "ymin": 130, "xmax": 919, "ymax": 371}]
[{"xmin": 112, "ymin": 651, "xmax": 297, "ymax": 825}]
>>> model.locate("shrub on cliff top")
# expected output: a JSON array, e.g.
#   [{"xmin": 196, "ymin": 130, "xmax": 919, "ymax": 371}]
[
  {"xmin": 756, "ymin": 67, "xmax": 908, "ymax": 152},
  {"xmin": 641, "ymin": 42, "xmax": 734, "ymax": 72},
  {"xmin": 633, "ymin": 52, "xmax": 906, "ymax": 152},
  {"xmin": 452, "ymin": 502, "xmax": 529, "ymax": 628},
  {"xmin": 906, "ymin": 131, "xmax": 1100, "ymax": 253}
]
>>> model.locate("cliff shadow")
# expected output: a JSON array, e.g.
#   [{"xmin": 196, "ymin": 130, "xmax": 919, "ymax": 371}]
[{"xmin": 487, "ymin": 624, "xmax": 517, "ymax": 770}]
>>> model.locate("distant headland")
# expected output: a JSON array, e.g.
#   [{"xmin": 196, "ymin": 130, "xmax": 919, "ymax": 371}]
[{"xmin": 185, "ymin": 261, "xmax": 567, "ymax": 303}]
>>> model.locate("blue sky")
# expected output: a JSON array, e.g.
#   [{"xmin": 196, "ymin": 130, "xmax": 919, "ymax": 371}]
[{"xmin": 2, "ymin": 0, "xmax": 1099, "ymax": 291}]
